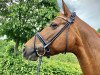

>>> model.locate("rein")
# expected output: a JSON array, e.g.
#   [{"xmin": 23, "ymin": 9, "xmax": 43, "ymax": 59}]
[
  {"xmin": 36, "ymin": 56, "xmax": 42, "ymax": 75},
  {"xmin": 33, "ymin": 12, "xmax": 76, "ymax": 75}
]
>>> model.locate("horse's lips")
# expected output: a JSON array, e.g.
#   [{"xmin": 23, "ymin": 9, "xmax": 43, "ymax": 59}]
[
  {"xmin": 28, "ymin": 53, "xmax": 38, "ymax": 61},
  {"xmin": 23, "ymin": 51, "xmax": 38, "ymax": 61}
]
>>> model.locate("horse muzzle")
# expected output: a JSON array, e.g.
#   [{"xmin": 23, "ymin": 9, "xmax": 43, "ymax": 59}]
[{"xmin": 23, "ymin": 48, "xmax": 38, "ymax": 61}]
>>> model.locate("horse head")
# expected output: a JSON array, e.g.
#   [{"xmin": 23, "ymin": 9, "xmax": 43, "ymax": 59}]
[{"xmin": 23, "ymin": 0, "xmax": 79, "ymax": 61}]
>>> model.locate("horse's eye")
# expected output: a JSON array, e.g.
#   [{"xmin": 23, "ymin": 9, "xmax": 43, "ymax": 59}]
[{"xmin": 50, "ymin": 23, "xmax": 58, "ymax": 29}]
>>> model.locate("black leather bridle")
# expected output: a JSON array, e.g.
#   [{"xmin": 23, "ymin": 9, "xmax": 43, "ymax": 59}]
[{"xmin": 32, "ymin": 12, "xmax": 76, "ymax": 58}]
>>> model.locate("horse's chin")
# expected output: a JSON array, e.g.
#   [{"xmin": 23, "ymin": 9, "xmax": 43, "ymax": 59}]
[
  {"xmin": 29, "ymin": 56, "xmax": 38, "ymax": 61},
  {"xmin": 24, "ymin": 53, "xmax": 38, "ymax": 61},
  {"xmin": 28, "ymin": 56, "xmax": 38, "ymax": 61}
]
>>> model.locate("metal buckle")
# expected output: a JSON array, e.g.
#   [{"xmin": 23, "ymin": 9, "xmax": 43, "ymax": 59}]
[{"xmin": 36, "ymin": 49, "xmax": 46, "ymax": 57}]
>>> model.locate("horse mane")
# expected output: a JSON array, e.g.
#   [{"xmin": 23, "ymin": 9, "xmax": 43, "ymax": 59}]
[{"xmin": 77, "ymin": 17, "xmax": 99, "ymax": 37}]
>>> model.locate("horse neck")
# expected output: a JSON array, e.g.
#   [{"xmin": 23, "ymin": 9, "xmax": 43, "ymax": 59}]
[{"xmin": 74, "ymin": 16, "xmax": 100, "ymax": 75}]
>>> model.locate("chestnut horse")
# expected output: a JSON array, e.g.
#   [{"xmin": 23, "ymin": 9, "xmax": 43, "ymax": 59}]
[
  {"xmin": 23, "ymin": 0, "xmax": 100, "ymax": 75},
  {"xmin": 98, "ymin": 33, "xmax": 100, "ymax": 37}
]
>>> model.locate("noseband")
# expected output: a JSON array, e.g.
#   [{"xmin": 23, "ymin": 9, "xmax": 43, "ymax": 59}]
[{"xmin": 33, "ymin": 12, "xmax": 76, "ymax": 58}]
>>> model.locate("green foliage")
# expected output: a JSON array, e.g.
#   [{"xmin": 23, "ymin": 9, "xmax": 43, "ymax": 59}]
[
  {"xmin": 0, "ymin": 0, "xmax": 9, "ymax": 16},
  {"xmin": 40, "ymin": 57, "xmax": 82, "ymax": 75},
  {"xmin": 0, "ymin": 0, "xmax": 59, "ymax": 43},
  {"xmin": 0, "ymin": 40, "xmax": 82, "ymax": 75},
  {"xmin": 97, "ymin": 28, "xmax": 100, "ymax": 32}
]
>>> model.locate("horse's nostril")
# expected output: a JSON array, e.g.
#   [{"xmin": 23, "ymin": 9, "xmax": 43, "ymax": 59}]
[
  {"xmin": 23, "ymin": 48, "xmax": 27, "ymax": 57},
  {"xmin": 23, "ymin": 48, "xmax": 25, "ymax": 52}
]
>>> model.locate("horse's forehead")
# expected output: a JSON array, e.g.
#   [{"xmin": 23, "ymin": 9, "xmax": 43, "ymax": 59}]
[{"xmin": 52, "ymin": 16, "xmax": 67, "ymax": 24}]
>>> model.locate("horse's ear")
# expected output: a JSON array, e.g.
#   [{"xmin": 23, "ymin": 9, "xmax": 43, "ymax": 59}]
[{"xmin": 62, "ymin": 0, "xmax": 71, "ymax": 17}]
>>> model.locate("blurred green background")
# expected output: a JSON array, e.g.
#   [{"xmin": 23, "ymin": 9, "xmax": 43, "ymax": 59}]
[{"xmin": 0, "ymin": 40, "xmax": 82, "ymax": 75}]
